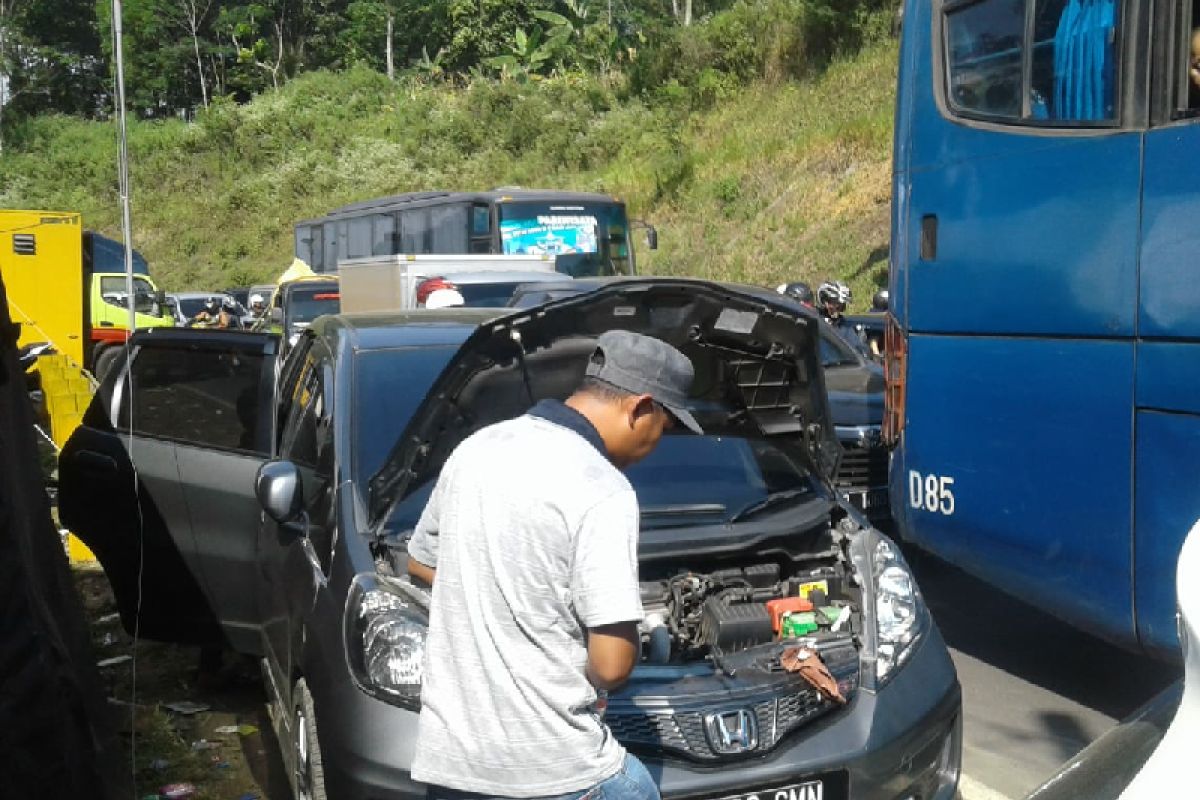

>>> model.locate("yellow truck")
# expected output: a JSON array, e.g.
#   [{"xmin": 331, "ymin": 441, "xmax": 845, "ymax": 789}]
[{"xmin": 1, "ymin": 209, "xmax": 173, "ymax": 444}]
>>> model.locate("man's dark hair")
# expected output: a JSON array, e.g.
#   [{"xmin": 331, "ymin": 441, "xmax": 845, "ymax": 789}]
[{"xmin": 577, "ymin": 375, "xmax": 633, "ymax": 403}]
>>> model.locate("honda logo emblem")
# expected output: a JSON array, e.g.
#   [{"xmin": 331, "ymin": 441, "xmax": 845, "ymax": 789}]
[{"xmin": 704, "ymin": 708, "xmax": 758, "ymax": 754}]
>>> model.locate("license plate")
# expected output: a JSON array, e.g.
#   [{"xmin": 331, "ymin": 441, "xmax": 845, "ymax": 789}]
[
  {"xmin": 846, "ymin": 487, "xmax": 888, "ymax": 510},
  {"xmin": 706, "ymin": 773, "xmax": 849, "ymax": 800}
]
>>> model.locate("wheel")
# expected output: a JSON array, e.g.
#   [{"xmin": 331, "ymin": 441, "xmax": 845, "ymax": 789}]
[
  {"xmin": 92, "ymin": 346, "xmax": 124, "ymax": 383},
  {"xmin": 293, "ymin": 678, "xmax": 328, "ymax": 800}
]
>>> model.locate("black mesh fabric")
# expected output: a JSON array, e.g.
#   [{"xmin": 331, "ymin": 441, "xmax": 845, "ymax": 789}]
[{"xmin": 0, "ymin": 274, "xmax": 124, "ymax": 798}]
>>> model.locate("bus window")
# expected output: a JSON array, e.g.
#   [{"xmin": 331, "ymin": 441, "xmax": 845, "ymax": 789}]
[
  {"xmin": 310, "ymin": 225, "xmax": 324, "ymax": 271},
  {"xmin": 498, "ymin": 201, "xmax": 632, "ymax": 276},
  {"xmin": 295, "ymin": 225, "xmax": 314, "ymax": 266},
  {"xmin": 945, "ymin": 0, "xmax": 1119, "ymax": 123},
  {"xmin": 945, "ymin": 0, "xmax": 1023, "ymax": 119},
  {"xmin": 348, "ymin": 217, "xmax": 372, "ymax": 259},
  {"xmin": 1185, "ymin": 7, "xmax": 1200, "ymax": 113},
  {"xmin": 337, "ymin": 221, "xmax": 350, "ymax": 264},
  {"xmin": 470, "ymin": 204, "xmax": 491, "ymax": 254},
  {"xmin": 431, "ymin": 205, "xmax": 468, "ymax": 253},
  {"xmin": 322, "ymin": 221, "xmax": 337, "ymax": 273},
  {"xmin": 400, "ymin": 208, "xmax": 431, "ymax": 253},
  {"xmin": 372, "ymin": 213, "xmax": 397, "ymax": 256}
]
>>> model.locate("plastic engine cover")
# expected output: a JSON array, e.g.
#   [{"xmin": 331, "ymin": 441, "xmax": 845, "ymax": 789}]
[{"xmin": 700, "ymin": 598, "xmax": 774, "ymax": 651}]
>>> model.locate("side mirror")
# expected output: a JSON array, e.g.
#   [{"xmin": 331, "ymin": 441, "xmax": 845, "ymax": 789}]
[
  {"xmin": 256, "ymin": 461, "xmax": 304, "ymax": 525},
  {"xmin": 646, "ymin": 226, "xmax": 659, "ymax": 250},
  {"xmin": 269, "ymin": 307, "xmax": 284, "ymax": 324}
]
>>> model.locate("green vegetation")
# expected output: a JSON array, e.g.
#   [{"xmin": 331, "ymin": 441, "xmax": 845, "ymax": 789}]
[{"xmin": 0, "ymin": 1, "xmax": 897, "ymax": 308}]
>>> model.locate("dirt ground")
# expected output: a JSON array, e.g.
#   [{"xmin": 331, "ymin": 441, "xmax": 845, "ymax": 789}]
[{"xmin": 75, "ymin": 563, "xmax": 291, "ymax": 800}]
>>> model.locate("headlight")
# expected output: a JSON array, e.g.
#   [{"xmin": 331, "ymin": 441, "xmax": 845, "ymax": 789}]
[
  {"xmin": 856, "ymin": 528, "xmax": 928, "ymax": 689},
  {"xmin": 345, "ymin": 574, "xmax": 428, "ymax": 709}
]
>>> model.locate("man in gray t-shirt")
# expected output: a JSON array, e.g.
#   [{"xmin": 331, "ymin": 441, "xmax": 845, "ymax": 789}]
[{"xmin": 407, "ymin": 330, "xmax": 701, "ymax": 800}]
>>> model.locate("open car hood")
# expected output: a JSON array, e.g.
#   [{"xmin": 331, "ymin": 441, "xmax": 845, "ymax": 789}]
[{"xmin": 368, "ymin": 279, "xmax": 841, "ymax": 528}]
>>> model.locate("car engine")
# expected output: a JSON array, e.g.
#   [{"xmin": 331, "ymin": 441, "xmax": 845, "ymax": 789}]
[{"xmin": 638, "ymin": 559, "xmax": 861, "ymax": 664}]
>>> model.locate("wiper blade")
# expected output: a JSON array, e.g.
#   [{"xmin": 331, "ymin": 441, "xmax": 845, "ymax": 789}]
[
  {"xmin": 730, "ymin": 488, "xmax": 809, "ymax": 522},
  {"xmin": 641, "ymin": 504, "xmax": 727, "ymax": 518}
]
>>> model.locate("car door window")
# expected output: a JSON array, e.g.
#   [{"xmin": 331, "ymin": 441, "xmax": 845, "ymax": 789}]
[
  {"xmin": 118, "ymin": 343, "xmax": 267, "ymax": 455},
  {"xmin": 279, "ymin": 358, "xmax": 337, "ymax": 572}
]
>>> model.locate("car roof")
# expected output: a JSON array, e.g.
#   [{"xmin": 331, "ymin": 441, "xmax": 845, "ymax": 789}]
[
  {"xmin": 313, "ymin": 308, "xmax": 504, "ymax": 352},
  {"xmin": 442, "ymin": 271, "xmax": 565, "ymax": 285},
  {"xmin": 169, "ymin": 291, "xmax": 228, "ymax": 300}
]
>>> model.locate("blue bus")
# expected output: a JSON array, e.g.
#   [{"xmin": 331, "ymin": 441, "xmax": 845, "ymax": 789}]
[
  {"xmin": 887, "ymin": 0, "xmax": 1200, "ymax": 657},
  {"xmin": 294, "ymin": 189, "xmax": 651, "ymax": 277}
]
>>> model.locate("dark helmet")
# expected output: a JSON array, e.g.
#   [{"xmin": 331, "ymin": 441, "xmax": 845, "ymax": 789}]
[
  {"xmin": 775, "ymin": 281, "xmax": 815, "ymax": 306},
  {"xmin": 220, "ymin": 296, "xmax": 239, "ymax": 313},
  {"xmin": 203, "ymin": 297, "xmax": 221, "ymax": 315},
  {"xmin": 871, "ymin": 289, "xmax": 889, "ymax": 312}
]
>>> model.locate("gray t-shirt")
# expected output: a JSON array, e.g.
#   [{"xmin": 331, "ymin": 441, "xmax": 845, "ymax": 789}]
[{"xmin": 408, "ymin": 413, "xmax": 643, "ymax": 797}]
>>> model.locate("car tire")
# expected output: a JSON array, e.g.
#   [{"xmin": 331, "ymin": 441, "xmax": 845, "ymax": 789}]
[
  {"xmin": 293, "ymin": 678, "xmax": 328, "ymax": 800},
  {"xmin": 92, "ymin": 346, "xmax": 124, "ymax": 383}
]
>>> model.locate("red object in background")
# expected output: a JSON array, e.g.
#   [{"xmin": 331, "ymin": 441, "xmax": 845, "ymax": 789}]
[
  {"xmin": 415, "ymin": 277, "xmax": 457, "ymax": 306},
  {"xmin": 766, "ymin": 597, "xmax": 814, "ymax": 633}
]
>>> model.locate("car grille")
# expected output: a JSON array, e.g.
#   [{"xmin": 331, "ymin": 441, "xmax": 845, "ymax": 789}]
[
  {"xmin": 835, "ymin": 441, "xmax": 888, "ymax": 490},
  {"xmin": 607, "ymin": 686, "xmax": 836, "ymax": 762},
  {"xmin": 606, "ymin": 662, "xmax": 859, "ymax": 763}
]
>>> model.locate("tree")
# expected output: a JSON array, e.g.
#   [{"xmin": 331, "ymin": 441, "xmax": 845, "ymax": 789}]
[{"xmin": 165, "ymin": 0, "xmax": 215, "ymax": 107}]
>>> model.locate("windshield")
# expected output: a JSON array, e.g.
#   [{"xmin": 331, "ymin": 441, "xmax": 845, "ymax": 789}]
[
  {"xmin": 498, "ymin": 201, "xmax": 632, "ymax": 277},
  {"xmin": 381, "ymin": 431, "xmax": 812, "ymax": 534},
  {"xmin": 353, "ymin": 345, "xmax": 461, "ymax": 488},
  {"xmin": 820, "ymin": 324, "xmax": 861, "ymax": 367},
  {"xmin": 99, "ymin": 275, "xmax": 160, "ymax": 315},
  {"xmin": 286, "ymin": 284, "xmax": 340, "ymax": 324},
  {"xmin": 176, "ymin": 296, "xmax": 213, "ymax": 318}
]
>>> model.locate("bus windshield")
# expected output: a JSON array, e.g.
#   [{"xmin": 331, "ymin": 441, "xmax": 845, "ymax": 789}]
[{"xmin": 498, "ymin": 201, "xmax": 632, "ymax": 277}]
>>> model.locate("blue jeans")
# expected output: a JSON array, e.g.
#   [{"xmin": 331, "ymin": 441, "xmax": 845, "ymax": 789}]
[{"xmin": 427, "ymin": 754, "xmax": 661, "ymax": 800}]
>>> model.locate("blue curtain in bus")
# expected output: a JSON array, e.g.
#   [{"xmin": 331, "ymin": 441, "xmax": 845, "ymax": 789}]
[{"xmin": 1052, "ymin": 0, "xmax": 1115, "ymax": 120}]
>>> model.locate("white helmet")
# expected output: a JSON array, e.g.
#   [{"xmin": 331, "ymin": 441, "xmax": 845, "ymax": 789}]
[
  {"xmin": 250, "ymin": 293, "xmax": 264, "ymax": 307},
  {"xmin": 817, "ymin": 280, "xmax": 852, "ymax": 307}
]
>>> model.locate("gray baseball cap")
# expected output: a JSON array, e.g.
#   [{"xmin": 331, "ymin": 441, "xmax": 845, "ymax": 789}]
[{"xmin": 585, "ymin": 330, "xmax": 703, "ymax": 435}]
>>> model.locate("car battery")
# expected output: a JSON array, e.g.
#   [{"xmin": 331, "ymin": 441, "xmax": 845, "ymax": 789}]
[{"xmin": 700, "ymin": 598, "xmax": 774, "ymax": 650}]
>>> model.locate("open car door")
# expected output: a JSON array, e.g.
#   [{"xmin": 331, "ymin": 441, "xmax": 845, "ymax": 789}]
[{"xmin": 60, "ymin": 330, "xmax": 277, "ymax": 653}]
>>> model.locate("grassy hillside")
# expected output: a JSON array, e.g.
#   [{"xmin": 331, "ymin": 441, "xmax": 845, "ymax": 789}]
[{"xmin": 0, "ymin": 40, "xmax": 897, "ymax": 308}]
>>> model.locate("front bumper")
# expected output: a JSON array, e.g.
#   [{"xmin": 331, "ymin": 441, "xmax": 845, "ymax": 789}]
[{"xmin": 317, "ymin": 621, "xmax": 961, "ymax": 800}]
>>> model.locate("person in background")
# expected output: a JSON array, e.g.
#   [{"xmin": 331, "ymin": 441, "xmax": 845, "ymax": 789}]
[
  {"xmin": 776, "ymin": 281, "xmax": 815, "ymax": 308},
  {"xmin": 407, "ymin": 330, "xmax": 703, "ymax": 800},
  {"xmin": 190, "ymin": 297, "xmax": 238, "ymax": 329},
  {"xmin": 249, "ymin": 293, "xmax": 266, "ymax": 320},
  {"xmin": 817, "ymin": 280, "xmax": 869, "ymax": 355}
]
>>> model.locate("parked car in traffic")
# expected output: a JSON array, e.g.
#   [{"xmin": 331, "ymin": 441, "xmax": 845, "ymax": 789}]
[
  {"xmin": 164, "ymin": 291, "xmax": 249, "ymax": 328},
  {"xmin": 254, "ymin": 276, "xmax": 339, "ymax": 355},
  {"xmin": 59, "ymin": 280, "xmax": 960, "ymax": 800},
  {"xmin": 509, "ymin": 280, "xmax": 891, "ymax": 522}
]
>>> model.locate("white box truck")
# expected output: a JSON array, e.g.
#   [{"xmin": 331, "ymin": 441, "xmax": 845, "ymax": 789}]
[{"xmin": 338, "ymin": 254, "xmax": 563, "ymax": 313}]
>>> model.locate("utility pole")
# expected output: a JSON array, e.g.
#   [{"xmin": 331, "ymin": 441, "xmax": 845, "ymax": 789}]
[
  {"xmin": 386, "ymin": 12, "xmax": 394, "ymax": 80},
  {"xmin": 112, "ymin": 0, "xmax": 136, "ymax": 334}
]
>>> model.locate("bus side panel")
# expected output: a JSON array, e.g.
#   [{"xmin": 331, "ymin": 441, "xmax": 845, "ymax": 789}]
[
  {"xmin": 905, "ymin": 137, "xmax": 1141, "ymax": 337},
  {"xmin": 1139, "ymin": 122, "xmax": 1200, "ymax": 339},
  {"xmin": 1133, "ymin": 411, "xmax": 1200, "ymax": 658},
  {"xmin": 1133, "ymin": 340, "xmax": 1200, "ymax": 657},
  {"xmin": 894, "ymin": 334, "xmax": 1134, "ymax": 644}
]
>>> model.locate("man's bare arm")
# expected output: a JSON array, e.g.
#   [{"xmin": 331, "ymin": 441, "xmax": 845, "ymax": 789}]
[
  {"xmin": 585, "ymin": 621, "xmax": 639, "ymax": 691},
  {"xmin": 407, "ymin": 556, "xmax": 436, "ymax": 586}
]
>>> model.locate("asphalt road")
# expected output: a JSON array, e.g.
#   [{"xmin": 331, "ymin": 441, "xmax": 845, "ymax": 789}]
[{"xmin": 903, "ymin": 546, "xmax": 1181, "ymax": 800}]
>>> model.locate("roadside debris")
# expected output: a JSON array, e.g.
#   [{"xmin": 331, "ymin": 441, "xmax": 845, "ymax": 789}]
[
  {"xmin": 97, "ymin": 654, "xmax": 132, "ymax": 668},
  {"xmin": 164, "ymin": 700, "xmax": 210, "ymax": 715}
]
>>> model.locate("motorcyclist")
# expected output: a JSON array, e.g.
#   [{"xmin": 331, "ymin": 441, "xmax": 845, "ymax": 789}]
[
  {"xmin": 191, "ymin": 297, "xmax": 239, "ymax": 329},
  {"xmin": 817, "ymin": 280, "xmax": 870, "ymax": 355},
  {"xmin": 249, "ymin": 293, "xmax": 266, "ymax": 319},
  {"xmin": 871, "ymin": 289, "xmax": 889, "ymax": 312},
  {"xmin": 775, "ymin": 281, "xmax": 815, "ymax": 308}
]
